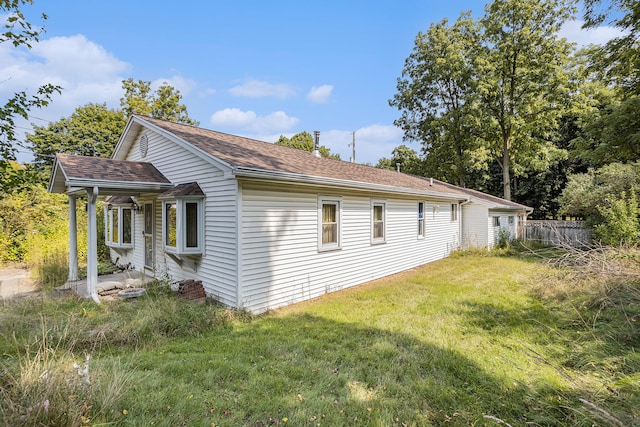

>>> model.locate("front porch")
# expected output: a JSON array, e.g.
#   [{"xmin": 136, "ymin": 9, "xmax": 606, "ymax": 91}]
[
  {"xmin": 48, "ymin": 153, "xmax": 173, "ymax": 302},
  {"xmin": 59, "ymin": 270, "xmax": 156, "ymax": 301}
]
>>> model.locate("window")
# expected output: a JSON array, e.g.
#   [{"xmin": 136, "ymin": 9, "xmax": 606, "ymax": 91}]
[
  {"xmin": 451, "ymin": 203, "xmax": 458, "ymax": 221},
  {"xmin": 418, "ymin": 202, "xmax": 425, "ymax": 237},
  {"xmin": 508, "ymin": 216, "xmax": 514, "ymax": 225},
  {"xmin": 493, "ymin": 216, "xmax": 501, "ymax": 227},
  {"xmin": 371, "ymin": 201, "xmax": 386, "ymax": 243},
  {"xmin": 106, "ymin": 205, "xmax": 133, "ymax": 249},
  {"xmin": 318, "ymin": 197, "xmax": 341, "ymax": 251},
  {"xmin": 162, "ymin": 199, "xmax": 203, "ymax": 255}
]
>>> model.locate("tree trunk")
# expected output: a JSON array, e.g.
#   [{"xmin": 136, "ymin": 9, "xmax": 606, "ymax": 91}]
[{"xmin": 502, "ymin": 135, "xmax": 511, "ymax": 200}]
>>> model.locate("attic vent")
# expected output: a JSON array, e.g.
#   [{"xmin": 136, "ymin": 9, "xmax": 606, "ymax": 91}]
[{"xmin": 139, "ymin": 133, "xmax": 149, "ymax": 158}]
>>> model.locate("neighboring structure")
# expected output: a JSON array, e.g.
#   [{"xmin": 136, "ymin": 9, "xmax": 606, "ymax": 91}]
[{"xmin": 49, "ymin": 115, "xmax": 532, "ymax": 313}]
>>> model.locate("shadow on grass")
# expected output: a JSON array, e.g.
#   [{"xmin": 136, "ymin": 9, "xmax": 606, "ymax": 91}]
[{"xmin": 121, "ymin": 312, "xmax": 608, "ymax": 427}]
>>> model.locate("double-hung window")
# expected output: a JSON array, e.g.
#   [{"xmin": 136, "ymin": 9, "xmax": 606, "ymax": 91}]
[
  {"xmin": 451, "ymin": 203, "xmax": 458, "ymax": 221},
  {"xmin": 106, "ymin": 204, "xmax": 133, "ymax": 249},
  {"xmin": 493, "ymin": 216, "xmax": 501, "ymax": 227},
  {"xmin": 418, "ymin": 202, "xmax": 425, "ymax": 237},
  {"xmin": 371, "ymin": 200, "xmax": 386, "ymax": 244},
  {"xmin": 318, "ymin": 196, "xmax": 341, "ymax": 251}
]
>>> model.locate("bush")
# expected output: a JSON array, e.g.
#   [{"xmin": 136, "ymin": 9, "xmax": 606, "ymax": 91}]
[{"xmin": 593, "ymin": 190, "xmax": 640, "ymax": 246}]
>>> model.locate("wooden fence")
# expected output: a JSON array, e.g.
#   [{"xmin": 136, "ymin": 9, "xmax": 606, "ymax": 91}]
[{"xmin": 521, "ymin": 220, "xmax": 591, "ymax": 247}]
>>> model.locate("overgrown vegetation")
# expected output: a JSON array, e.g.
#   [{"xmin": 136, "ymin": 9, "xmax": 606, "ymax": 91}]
[
  {"xmin": 559, "ymin": 162, "xmax": 640, "ymax": 245},
  {"xmin": 1, "ymin": 252, "xmax": 637, "ymax": 426},
  {"xmin": 0, "ymin": 184, "xmax": 115, "ymax": 290}
]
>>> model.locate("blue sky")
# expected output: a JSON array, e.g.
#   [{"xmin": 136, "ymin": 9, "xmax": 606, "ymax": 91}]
[{"xmin": 1, "ymin": 1, "xmax": 623, "ymax": 164}]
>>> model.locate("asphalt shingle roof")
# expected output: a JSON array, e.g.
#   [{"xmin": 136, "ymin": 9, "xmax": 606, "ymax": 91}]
[
  {"xmin": 55, "ymin": 152, "xmax": 171, "ymax": 184},
  {"xmin": 51, "ymin": 116, "xmax": 531, "ymax": 211},
  {"xmin": 141, "ymin": 116, "xmax": 464, "ymax": 196}
]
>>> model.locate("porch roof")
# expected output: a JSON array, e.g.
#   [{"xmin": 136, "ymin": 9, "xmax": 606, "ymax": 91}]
[{"xmin": 48, "ymin": 153, "xmax": 173, "ymax": 196}]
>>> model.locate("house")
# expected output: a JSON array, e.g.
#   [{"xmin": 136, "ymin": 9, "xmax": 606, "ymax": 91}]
[{"xmin": 48, "ymin": 115, "xmax": 532, "ymax": 312}]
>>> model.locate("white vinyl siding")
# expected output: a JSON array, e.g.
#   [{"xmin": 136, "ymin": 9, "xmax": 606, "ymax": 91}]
[
  {"xmin": 110, "ymin": 130, "xmax": 238, "ymax": 307},
  {"xmin": 240, "ymin": 183, "xmax": 460, "ymax": 313},
  {"xmin": 462, "ymin": 203, "xmax": 489, "ymax": 248},
  {"xmin": 489, "ymin": 211, "xmax": 518, "ymax": 246}
]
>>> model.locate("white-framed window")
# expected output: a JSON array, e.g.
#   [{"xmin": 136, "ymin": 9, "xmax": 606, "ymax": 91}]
[
  {"xmin": 451, "ymin": 203, "xmax": 458, "ymax": 221},
  {"xmin": 493, "ymin": 216, "xmax": 501, "ymax": 227},
  {"xmin": 371, "ymin": 200, "xmax": 386, "ymax": 244},
  {"xmin": 106, "ymin": 205, "xmax": 134, "ymax": 249},
  {"xmin": 418, "ymin": 201, "xmax": 425, "ymax": 238},
  {"xmin": 508, "ymin": 216, "xmax": 514, "ymax": 225},
  {"xmin": 162, "ymin": 198, "xmax": 204, "ymax": 255},
  {"xmin": 318, "ymin": 196, "xmax": 341, "ymax": 251}
]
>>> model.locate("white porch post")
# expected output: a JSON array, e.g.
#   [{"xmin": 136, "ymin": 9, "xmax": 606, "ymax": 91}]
[
  {"xmin": 86, "ymin": 187, "xmax": 100, "ymax": 303},
  {"xmin": 68, "ymin": 195, "xmax": 78, "ymax": 282}
]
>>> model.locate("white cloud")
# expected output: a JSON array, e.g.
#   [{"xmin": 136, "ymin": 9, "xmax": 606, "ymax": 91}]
[
  {"xmin": 0, "ymin": 34, "xmax": 131, "ymax": 114},
  {"xmin": 210, "ymin": 108, "xmax": 257, "ymax": 127},
  {"xmin": 0, "ymin": 34, "xmax": 133, "ymax": 161},
  {"xmin": 559, "ymin": 20, "xmax": 626, "ymax": 48},
  {"xmin": 151, "ymin": 75, "xmax": 197, "ymax": 96},
  {"xmin": 307, "ymin": 85, "xmax": 333, "ymax": 104},
  {"xmin": 210, "ymin": 108, "xmax": 298, "ymax": 133},
  {"xmin": 229, "ymin": 79, "xmax": 296, "ymax": 98}
]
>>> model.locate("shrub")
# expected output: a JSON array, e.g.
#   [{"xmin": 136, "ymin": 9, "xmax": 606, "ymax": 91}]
[{"xmin": 593, "ymin": 190, "xmax": 640, "ymax": 246}]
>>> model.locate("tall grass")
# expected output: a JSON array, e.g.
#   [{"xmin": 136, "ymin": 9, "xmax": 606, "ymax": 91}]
[
  {"xmin": 1, "ymin": 252, "xmax": 637, "ymax": 426},
  {"xmin": 0, "ymin": 317, "xmax": 134, "ymax": 426}
]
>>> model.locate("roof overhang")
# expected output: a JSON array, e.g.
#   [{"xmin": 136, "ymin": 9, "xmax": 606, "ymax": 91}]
[
  {"xmin": 48, "ymin": 155, "xmax": 173, "ymax": 196},
  {"xmin": 233, "ymin": 167, "xmax": 469, "ymax": 201},
  {"xmin": 467, "ymin": 196, "xmax": 533, "ymax": 213}
]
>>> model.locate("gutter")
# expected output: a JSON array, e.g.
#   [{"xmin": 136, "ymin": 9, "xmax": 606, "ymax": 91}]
[
  {"xmin": 64, "ymin": 179, "xmax": 173, "ymax": 192},
  {"xmin": 232, "ymin": 167, "xmax": 468, "ymax": 201}
]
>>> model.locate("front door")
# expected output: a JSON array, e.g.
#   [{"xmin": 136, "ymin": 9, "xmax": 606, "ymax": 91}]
[{"xmin": 144, "ymin": 202, "xmax": 154, "ymax": 270}]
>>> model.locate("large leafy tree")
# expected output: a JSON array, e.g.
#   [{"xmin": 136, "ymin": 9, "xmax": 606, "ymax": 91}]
[
  {"xmin": 376, "ymin": 145, "xmax": 425, "ymax": 176},
  {"xmin": 390, "ymin": 14, "xmax": 484, "ymax": 187},
  {"xmin": 1, "ymin": 0, "xmax": 61, "ymax": 193},
  {"xmin": 579, "ymin": 1, "xmax": 640, "ymax": 166},
  {"xmin": 120, "ymin": 78, "xmax": 199, "ymax": 126},
  {"xmin": 583, "ymin": 0, "xmax": 639, "ymax": 94},
  {"xmin": 275, "ymin": 131, "xmax": 340, "ymax": 159},
  {"xmin": 27, "ymin": 103, "xmax": 126, "ymax": 172},
  {"xmin": 475, "ymin": 0, "xmax": 575, "ymax": 200},
  {"xmin": 391, "ymin": 0, "xmax": 575, "ymax": 200}
]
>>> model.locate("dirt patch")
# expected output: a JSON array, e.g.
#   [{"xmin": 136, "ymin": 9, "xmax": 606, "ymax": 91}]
[{"xmin": 0, "ymin": 266, "xmax": 38, "ymax": 299}]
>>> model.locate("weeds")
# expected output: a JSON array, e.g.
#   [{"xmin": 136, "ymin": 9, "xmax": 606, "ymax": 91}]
[{"xmin": 0, "ymin": 317, "xmax": 133, "ymax": 426}]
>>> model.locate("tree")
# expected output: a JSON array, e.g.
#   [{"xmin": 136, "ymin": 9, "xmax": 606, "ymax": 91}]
[
  {"xmin": 376, "ymin": 145, "xmax": 425, "ymax": 175},
  {"xmin": 390, "ymin": 13, "xmax": 485, "ymax": 187},
  {"xmin": 120, "ymin": 78, "xmax": 199, "ymax": 126},
  {"xmin": 391, "ymin": 0, "xmax": 575, "ymax": 200},
  {"xmin": 27, "ymin": 103, "xmax": 126, "ymax": 172},
  {"xmin": 475, "ymin": 0, "xmax": 575, "ymax": 200},
  {"xmin": 583, "ymin": 0, "xmax": 639, "ymax": 94},
  {"xmin": 275, "ymin": 131, "xmax": 340, "ymax": 159},
  {"xmin": 1, "ymin": 0, "xmax": 61, "ymax": 192}
]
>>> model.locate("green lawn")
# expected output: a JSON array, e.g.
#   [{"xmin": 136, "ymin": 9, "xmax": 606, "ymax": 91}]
[{"xmin": 1, "ymin": 252, "xmax": 638, "ymax": 426}]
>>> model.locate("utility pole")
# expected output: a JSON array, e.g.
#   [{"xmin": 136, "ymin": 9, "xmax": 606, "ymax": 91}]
[{"xmin": 349, "ymin": 131, "xmax": 356, "ymax": 163}]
